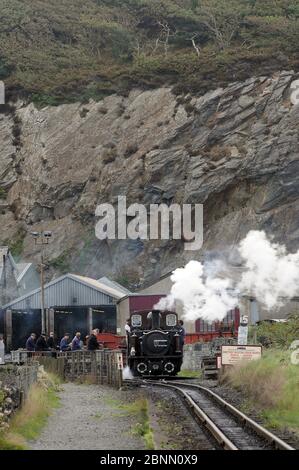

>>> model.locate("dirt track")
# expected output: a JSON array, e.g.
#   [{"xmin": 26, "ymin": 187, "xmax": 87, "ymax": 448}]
[{"xmin": 29, "ymin": 383, "xmax": 145, "ymax": 450}]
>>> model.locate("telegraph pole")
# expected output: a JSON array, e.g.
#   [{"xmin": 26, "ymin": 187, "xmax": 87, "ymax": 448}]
[{"xmin": 30, "ymin": 231, "xmax": 52, "ymax": 334}]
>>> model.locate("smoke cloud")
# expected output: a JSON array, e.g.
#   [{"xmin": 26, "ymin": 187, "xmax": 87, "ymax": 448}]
[
  {"xmin": 238, "ymin": 230, "xmax": 299, "ymax": 309},
  {"xmin": 155, "ymin": 260, "xmax": 238, "ymax": 322},
  {"xmin": 155, "ymin": 230, "xmax": 299, "ymax": 322}
]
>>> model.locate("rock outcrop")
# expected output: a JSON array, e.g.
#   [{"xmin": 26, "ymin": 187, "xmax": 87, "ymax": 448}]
[{"xmin": 0, "ymin": 70, "xmax": 298, "ymax": 286}]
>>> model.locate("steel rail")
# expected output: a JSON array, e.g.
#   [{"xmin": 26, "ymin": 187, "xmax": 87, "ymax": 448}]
[
  {"xmin": 170, "ymin": 381, "xmax": 295, "ymax": 451},
  {"xmin": 153, "ymin": 381, "xmax": 238, "ymax": 450},
  {"xmin": 132, "ymin": 379, "xmax": 295, "ymax": 451}
]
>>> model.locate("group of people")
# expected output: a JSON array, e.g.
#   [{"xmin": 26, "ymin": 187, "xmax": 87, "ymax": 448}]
[
  {"xmin": 25, "ymin": 318, "xmax": 186, "ymax": 353},
  {"xmin": 25, "ymin": 329, "xmax": 101, "ymax": 353},
  {"xmin": 25, "ymin": 332, "xmax": 56, "ymax": 352}
]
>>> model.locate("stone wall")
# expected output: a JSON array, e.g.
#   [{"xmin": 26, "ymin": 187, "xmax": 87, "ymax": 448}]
[
  {"xmin": 0, "ymin": 363, "xmax": 39, "ymax": 430},
  {"xmin": 182, "ymin": 338, "xmax": 237, "ymax": 371},
  {"xmin": 182, "ymin": 343, "xmax": 212, "ymax": 371}
]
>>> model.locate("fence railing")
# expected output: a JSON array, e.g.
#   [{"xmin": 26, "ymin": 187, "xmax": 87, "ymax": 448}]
[{"xmin": 10, "ymin": 350, "xmax": 124, "ymax": 388}]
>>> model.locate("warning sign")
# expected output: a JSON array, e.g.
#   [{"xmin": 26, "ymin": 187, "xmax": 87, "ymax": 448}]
[{"xmin": 221, "ymin": 345, "xmax": 262, "ymax": 366}]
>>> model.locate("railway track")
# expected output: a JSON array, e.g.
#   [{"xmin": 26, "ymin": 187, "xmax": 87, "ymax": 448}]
[{"xmin": 125, "ymin": 379, "xmax": 295, "ymax": 450}]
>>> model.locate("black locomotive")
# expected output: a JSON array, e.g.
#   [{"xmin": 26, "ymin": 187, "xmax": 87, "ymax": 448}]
[{"xmin": 127, "ymin": 309, "xmax": 184, "ymax": 376}]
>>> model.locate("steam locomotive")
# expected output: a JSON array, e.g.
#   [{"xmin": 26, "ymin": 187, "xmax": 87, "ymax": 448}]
[{"xmin": 127, "ymin": 309, "xmax": 184, "ymax": 376}]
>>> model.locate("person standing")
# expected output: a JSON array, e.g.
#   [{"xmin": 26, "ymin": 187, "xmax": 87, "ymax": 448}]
[
  {"xmin": 26, "ymin": 333, "xmax": 36, "ymax": 352},
  {"xmin": 60, "ymin": 333, "xmax": 70, "ymax": 352},
  {"xmin": 87, "ymin": 330, "xmax": 99, "ymax": 351},
  {"xmin": 35, "ymin": 333, "xmax": 48, "ymax": 351},
  {"xmin": 125, "ymin": 319, "xmax": 131, "ymax": 335},
  {"xmin": 47, "ymin": 332, "xmax": 56, "ymax": 350},
  {"xmin": 178, "ymin": 320, "xmax": 186, "ymax": 349},
  {"xmin": 71, "ymin": 332, "xmax": 81, "ymax": 351}
]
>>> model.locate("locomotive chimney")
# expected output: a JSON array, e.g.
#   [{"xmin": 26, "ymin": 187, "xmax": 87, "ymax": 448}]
[{"xmin": 151, "ymin": 310, "xmax": 161, "ymax": 329}]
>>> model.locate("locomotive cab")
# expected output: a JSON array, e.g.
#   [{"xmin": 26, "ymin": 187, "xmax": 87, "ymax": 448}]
[{"xmin": 127, "ymin": 309, "xmax": 183, "ymax": 377}]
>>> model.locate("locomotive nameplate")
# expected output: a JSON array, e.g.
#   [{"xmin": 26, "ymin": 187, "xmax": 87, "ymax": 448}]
[
  {"xmin": 154, "ymin": 339, "xmax": 168, "ymax": 347},
  {"xmin": 221, "ymin": 345, "xmax": 262, "ymax": 366}
]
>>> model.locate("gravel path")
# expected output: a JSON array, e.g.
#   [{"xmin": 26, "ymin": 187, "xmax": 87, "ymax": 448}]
[{"xmin": 29, "ymin": 383, "xmax": 145, "ymax": 450}]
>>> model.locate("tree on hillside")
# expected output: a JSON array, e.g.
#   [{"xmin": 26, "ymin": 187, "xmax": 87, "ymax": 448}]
[{"xmin": 196, "ymin": 0, "xmax": 248, "ymax": 50}]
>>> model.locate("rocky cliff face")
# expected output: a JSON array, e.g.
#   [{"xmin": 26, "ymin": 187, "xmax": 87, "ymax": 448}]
[{"xmin": 0, "ymin": 70, "xmax": 298, "ymax": 287}]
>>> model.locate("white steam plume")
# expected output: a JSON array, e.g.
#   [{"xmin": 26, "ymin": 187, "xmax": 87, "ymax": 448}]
[
  {"xmin": 238, "ymin": 230, "xmax": 299, "ymax": 309},
  {"xmin": 122, "ymin": 365, "xmax": 134, "ymax": 380},
  {"xmin": 154, "ymin": 260, "xmax": 238, "ymax": 322},
  {"xmin": 155, "ymin": 230, "xmax": 299, "ymax": 322}
]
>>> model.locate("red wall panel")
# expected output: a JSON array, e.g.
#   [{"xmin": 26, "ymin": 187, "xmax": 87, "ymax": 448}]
[{"xmin": 129, "ymin": 295, "xmax": 166, "ymax": 313}]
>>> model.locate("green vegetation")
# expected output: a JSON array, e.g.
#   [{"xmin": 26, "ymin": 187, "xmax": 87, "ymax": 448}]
[
  {"xmin": 224, "ymin": 319, "xmax": 299, "ymax": 433},
  {"xmin": 177, "ymin": 368, "xmax": 202, "ymax": 378},
  {"xmin": 0, "ymin": 372, "xmax": 61, "ymax": 450},
  {"xmin": 249, "ymin": 314, "xmax": 299, "ymax": 348},
  {"xmin": 48, "ymin": 250, "xmax": 71, "ymax": 273},
  {"xmin": 0, "ymin": 187, "xmax": 7, "ymax": 199},
  {"xmin": 4, "ymin": 229, "xmax": 26, "ymax": 260},
  {"xmin": 105, "ymin": 396, "xmax": 155, "ymax": 449},
  {"xmin": 223, "ymin": 350, "xmax": 299, "ymax": 434},
  {"xmin": 1, "ymin": 0, "xmax": 298, "ymax": 105}
]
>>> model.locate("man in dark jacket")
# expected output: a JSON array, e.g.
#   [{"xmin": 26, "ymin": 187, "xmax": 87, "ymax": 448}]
[
  {"xmin": 26, "ymin": 333, "xmax": 36, "ymax": 351},
  {"xmin": 47, "ymin": 332, "xmax": 56, "ymax": 349},
  {"xmin": 87, "ymin": 330, "xmax": 99, "ymax": 351},
  {"xmin": 35, "ymin": 333, "xmax": 48, "ymax": 351},
  {"xmin": 178, "ymin": 320, "xmax": 186, "ymax": 349}
]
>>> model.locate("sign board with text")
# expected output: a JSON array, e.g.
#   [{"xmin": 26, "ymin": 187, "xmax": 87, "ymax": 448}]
[{"xmin": 221, "ymin": 345, "xmax": 262, "ymax": 366}]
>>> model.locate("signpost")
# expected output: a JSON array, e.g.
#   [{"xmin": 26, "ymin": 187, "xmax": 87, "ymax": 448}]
[
  {"xmin": 221, "ymin": 345, "xmax": 262, "ymax": 366},
  {"xmin": 238, "ymin": 314, "xmax": 249, "ymax": 345}
]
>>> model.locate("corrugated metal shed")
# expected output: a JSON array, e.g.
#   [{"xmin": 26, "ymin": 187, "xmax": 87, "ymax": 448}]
[{"xmin": 2, "ymin": 273, "xmax": 126, "ymax": 310}]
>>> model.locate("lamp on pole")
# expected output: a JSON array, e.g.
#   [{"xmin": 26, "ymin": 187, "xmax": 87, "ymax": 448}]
[{"xmin": 30, "ymin": 231, "xmax": 52, "ymax": 334}]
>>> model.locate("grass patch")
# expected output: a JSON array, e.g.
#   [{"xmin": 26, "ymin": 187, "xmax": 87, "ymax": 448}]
[
  {"xmin": 223, "ymin": 349, "xmax": 299, "ymax": 434},
  {"xmin": 104, "ymin": 396, "xmax": 154, "ymax": 449},
  {"xmin": 177, "ymin": 369, "xmax": 202, "ymax": 379},
  {"xmin": 129, "ymin": 399, "xmax": 155, "ymax": 450},
  {"xmin": 0, "ymin": 374, "xmax": 61, "ymax": 450}
]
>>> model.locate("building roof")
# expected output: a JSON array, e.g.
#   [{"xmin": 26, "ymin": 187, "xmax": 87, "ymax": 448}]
[
  {"xmin": 70, "ymin": 274, "xmax": 127, "ymax": 300},
  {"xmin": 2, "ymin": 272, "xmax": 126, "ymax": 310},
  {"xmin": 15, "ymin": 262, "xmax": 33, "ymax": 284},
  {"xmin": 0, "ymin": 246, "xmax": 35, "ymax": 286}
]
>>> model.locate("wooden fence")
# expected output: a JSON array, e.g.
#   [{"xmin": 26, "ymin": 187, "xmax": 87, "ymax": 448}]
[
  {"xmin": 59, "ymin": 350, "xmax": 123, "ymax": 387},
  {"xmin": 10, "ymin": 350, "xmax": 123, "ymax": 388}
]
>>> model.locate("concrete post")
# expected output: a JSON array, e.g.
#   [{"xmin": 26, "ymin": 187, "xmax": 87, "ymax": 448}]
[
  {"xmin": 88, "ymin": 307, "xmax": 93, "ymax": 333},
  {"xmin": 5, "ymin": 309, "xmax": 12, "ymax": 351},
  {"xmin": 48, "ymin": 308, "xmax": 55, "ymax": 334}
]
